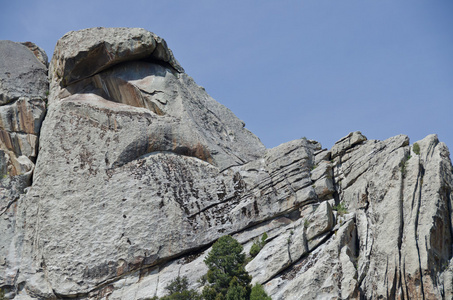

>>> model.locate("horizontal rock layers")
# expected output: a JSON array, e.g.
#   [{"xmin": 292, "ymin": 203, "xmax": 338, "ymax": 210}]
[{"xmin": 0, "ymin": 28, "xmax": 452, "ymax": 300}]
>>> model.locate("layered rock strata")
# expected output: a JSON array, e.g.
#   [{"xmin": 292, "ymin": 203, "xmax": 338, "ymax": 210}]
[{"xmin": 0, "ymin": 28, "xmax": 452, "ymax": 300}]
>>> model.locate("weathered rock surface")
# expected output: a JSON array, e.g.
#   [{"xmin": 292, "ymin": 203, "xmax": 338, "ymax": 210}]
[
  {"xmin": 48, "ymin": 30, "xmax": 265, "ymax": 169},
  {"xmin": 49, "ymin": 27, "xmax": 183, "ymax": 89},
  {"xmin": 21, "ymin": 42, "xmax": 49, "ymax": 68},
  {"xmin": 331, "ymin": 133, "xmax": 453, "ymax": 299},
  {"xmin": 0, "ymin": 40, "xmax": 48, "ymax": 300},
  {"xmin": 0, "ymin": 40, "xmax": 47, "ymax": 105},
  {"xmin": 0, "ymin": 41, "xmax": 47, "ymax": 179},
  {"xmin": 0, "ymin": 28, "xmax": 452, "ymax": 300},
  {"xmin": 265, "ymin": 216, "xmax": 358, "ymax": 300}
]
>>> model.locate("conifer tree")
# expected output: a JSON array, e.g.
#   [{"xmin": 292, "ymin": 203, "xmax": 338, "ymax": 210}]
[
  {"xmin": 202, "ymin": 235, "xmax": 251, "ymax": 300},
  {"xmin": 250, "ymin": 283, "xmax": 272, "ymax": 300}
]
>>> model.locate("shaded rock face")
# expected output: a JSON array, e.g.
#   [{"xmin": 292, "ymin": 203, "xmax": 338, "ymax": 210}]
[{"xmin": 0, "ymin": 28, "xmax": 452, "ymax": 300}]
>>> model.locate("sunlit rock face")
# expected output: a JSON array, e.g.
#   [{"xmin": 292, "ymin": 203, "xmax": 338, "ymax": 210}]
[
  {"xmin": 0, "ymin": 28, "xmax": 452, "ymax": 300},
  {"xmin": 0, "ymin": 40, "xmax": 48, "ymax": 294}
]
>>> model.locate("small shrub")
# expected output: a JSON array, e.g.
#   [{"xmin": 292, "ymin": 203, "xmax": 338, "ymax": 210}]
[
  {"xmin": 333, "ymin": 202, "xmax": 348, "ymax": 216},
  {"xmin": 152, "ymin": 276, "xmax": 201, "ymax": 300},
  {"xmin": 400, "ymin": 155, "xmax": 411, "ymax": 177},
  {"xmin": 165, "ymin": 276, "xmax": 190, "ymax": 295},
  {"xmin": 304, "ymin": 219, "xmax": 310, "ymax": 228},
  {"xmin": 413, "ymin": 143, "xmax": 420, "ymax": 155},
  {"xmin": 249, "ymin": 243, "xmax": 261, "ymax": 257},
  {"xmin": 250, "ymin": 283, "xmax": 272, "ymax": 300},
  {"xmin": 198, "ymin": 274, "xmax": 207, "ymax": 286},
  {"xmin": 261, "ymin": 232, "xmax": 268, "ymax": 243},
  {"xmin": 249, "ymin": 233, "xmax": 268, "ymax": 258}
]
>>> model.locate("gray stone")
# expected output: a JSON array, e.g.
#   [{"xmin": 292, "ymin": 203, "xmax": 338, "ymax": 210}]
[
  {"xmin": 305, "ymin": 201, "xmax": 334, "ymax": 241},
  {"xmin": 265, "ymin": 218, "xmax": 358, "ymax": 300},
  {"xmin": 246, "ymin": 220, "xmax": 308, "ymax": 285},
  {"xmin": 246, "ymin": 201, "xmax": 334, "ymax": 285},
  {"xmin": 50, "ymin": 61, "xmax": 265, "ymax": 170},
  {"xmin": 314, "ymin": 148, "xmax": 331, "ymax": 165},
  {"xmin": 49, "ymin": 27, "xmax": 183, "ymax": 89},
  {"xmin": 11, "ymin": 127, "xmax": 315, "ymax": 296},
  {"xmin": 1, "ymin": 28, "xmax": 453, "ymax": 300},
  {"xmin": 330, "ymin": 131, "xmax": 367, "ymax": 159},
  {"xmin": 0, "ymin": 40, "xmax": 47, "ymax": 105},
  {"xmin": 21, "ymin": 42, "xmax": 49, "ymax": 67},
  {"xmin": 0, "ymin": 40, "xmax": 48, "ymax": 294},
  {"xmin": 6, "ymin": 32, "xmax": 315, "ymax": 295},
  {"xmin": 332, "ymin": 133, "xmax": 452, "ymax": 299}
]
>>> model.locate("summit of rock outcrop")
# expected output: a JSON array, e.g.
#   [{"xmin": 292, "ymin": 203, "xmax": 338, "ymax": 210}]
[
  {"xmin": 50, "ymin": 27, "xmax": 183, "ymax": 88},
  {"xmin": 0, "ymin": 28, "xmax": 452, "ymax": 300},
  {"xmin": 47, "ymin": 28, "xmax": 265, "ymax": 170},
  {"xmin": 0, "ymin": 40, "xmax": 48, "ymax": 105}
]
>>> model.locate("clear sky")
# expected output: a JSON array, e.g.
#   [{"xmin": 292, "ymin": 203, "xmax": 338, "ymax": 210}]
[{"xmin": 1, "ymin": 1, "xmax": 452, "ymax": 154}]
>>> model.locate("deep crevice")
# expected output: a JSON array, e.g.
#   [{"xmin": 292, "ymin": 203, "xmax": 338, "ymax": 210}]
[
  {"xmin": 0, "ymin": 196, "xmax": 19, "ymax": 216},
  {"xmin": 397, "ymin": 153, "xmax": 406, "ymax": 296},
  {"xmin": 414, "ymin": 161, "xmax": 426, "ymax": 299}
]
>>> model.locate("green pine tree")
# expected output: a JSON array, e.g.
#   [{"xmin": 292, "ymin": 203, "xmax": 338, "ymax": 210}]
[
  {"xmin": 226, "ymin": 277, "xmax": 248, "ymax": 300},
  {"xmin": 202, "ymin": 235, "xmax": 252, "ymax": 300}
]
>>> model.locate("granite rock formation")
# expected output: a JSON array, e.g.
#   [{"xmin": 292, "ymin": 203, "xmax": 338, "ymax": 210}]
[
  {"xmin": 0, "ymin": 28, "xmax": 452, "ymax": 300},
  {"xmin": 0, "ymin": 40, "xmax": 48, "ymax": 296}
]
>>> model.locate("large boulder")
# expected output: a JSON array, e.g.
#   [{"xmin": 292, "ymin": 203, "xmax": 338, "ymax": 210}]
[
  {"xmin": 48, "ymin": 28, "xmax": 265, "ymax": 170},
  {"xmin": 49, "ymin": 27, "xmax": 183, "ymax": 89}
]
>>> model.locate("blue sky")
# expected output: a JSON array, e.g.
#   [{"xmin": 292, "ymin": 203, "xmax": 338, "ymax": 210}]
[{"xmin": 1, "ymin": 1, "xmax": 452, "ymax": 154}]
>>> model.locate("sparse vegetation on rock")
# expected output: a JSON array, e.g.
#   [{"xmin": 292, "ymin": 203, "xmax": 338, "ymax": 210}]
[
  {"xmin": 333, "ymin": 202, "xmax": 348, "ymax": 216},
  {"xmin": 150, "ymin": 276, "xmax": 201, "ymax": 300},
  {"xmin": 249, "ymin": 232, "xmax": 268, "ymax": 257},
  {"xmin": 413, "ymin": 142, "xmax": 420, "ymax": 155},
  {"xmin": 250, "ymin": 283, "xmax": 272, "ymax": 300}
]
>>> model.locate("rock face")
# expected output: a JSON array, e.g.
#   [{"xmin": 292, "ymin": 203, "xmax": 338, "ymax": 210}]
[
  {"xmin": 0, "ymin": 39, "xmax": 48, "ymax": 297},
  {"xmin": 0, "ymin": 28, "xmax": 452, "ymax": 300}
]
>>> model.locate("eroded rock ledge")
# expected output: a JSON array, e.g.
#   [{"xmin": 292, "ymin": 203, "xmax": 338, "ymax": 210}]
[{"xmin": 0, "ymin": 28, "xmax": 452, "ymax": 300}]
